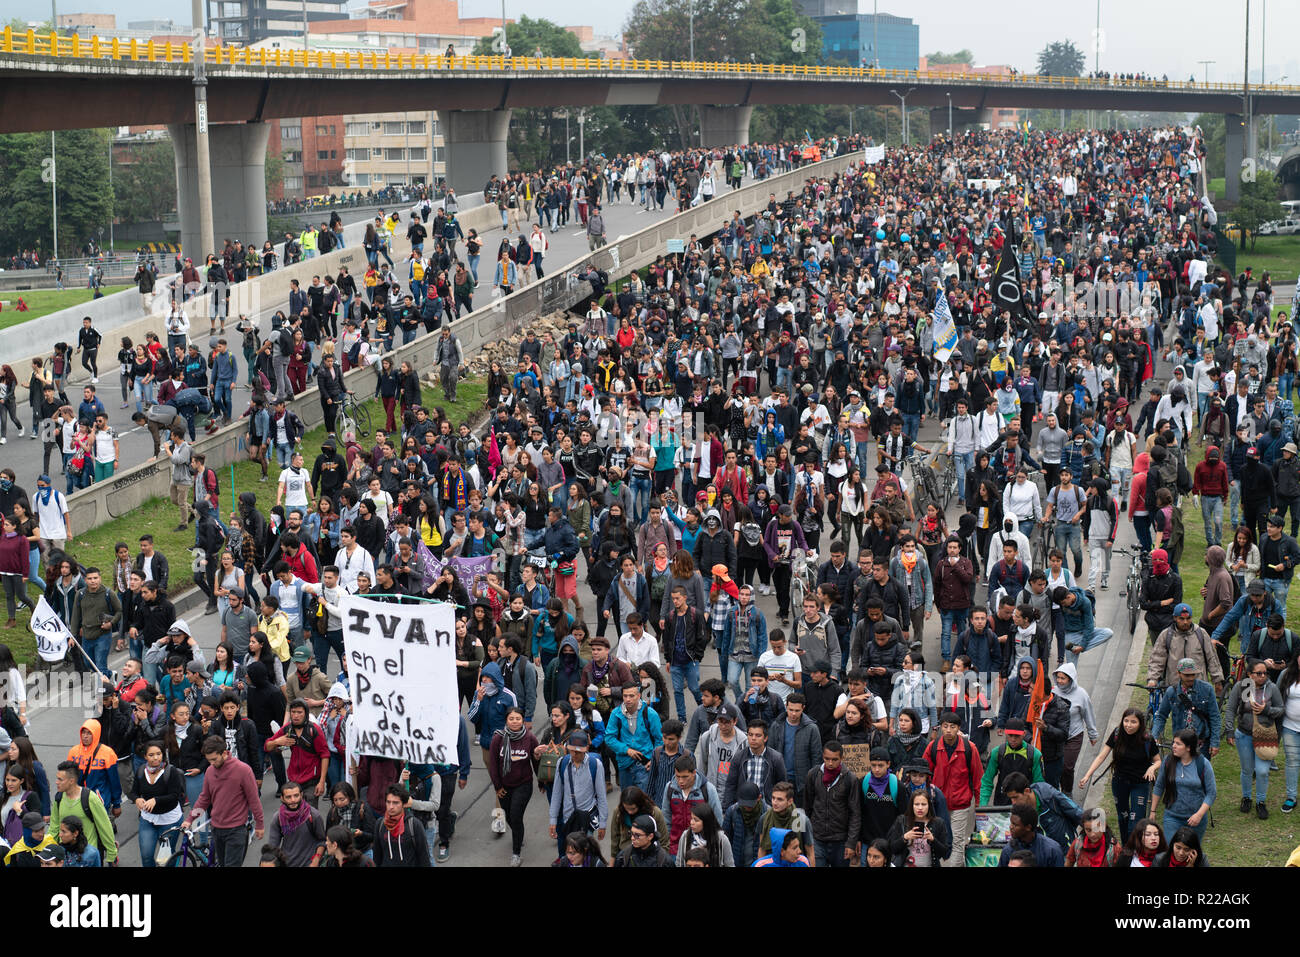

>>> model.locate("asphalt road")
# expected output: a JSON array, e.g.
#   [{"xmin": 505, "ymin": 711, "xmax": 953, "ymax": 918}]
[
  {"xmin": 0, "ymin": 189, "xmax": 702, "ymax": 492},
  {"xmin": 24, "ymin": 404, "xmax": 1149, "ymax": 868}
]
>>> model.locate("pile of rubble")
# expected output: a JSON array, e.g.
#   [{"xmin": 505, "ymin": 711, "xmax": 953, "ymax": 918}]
[{"xmin": 456, "ymin": 309, "xmax": 579, "ymax": 378}]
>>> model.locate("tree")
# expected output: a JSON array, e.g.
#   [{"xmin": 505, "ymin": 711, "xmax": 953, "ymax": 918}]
[
  {"xmin": 114, "ymin": 140, "xmax": 176, "ymax": 223},
  {"xmin": 472, "ymin": 15, "xmax": 583, "ymax": 58},
  {"xmin": 1036, "ymin": 40, "xmax": 1084, "ymax": 77},
  {"xmin": 926, "ymin": 49, "xmax": 974, "ymax": 65},
  {"xmin": 1193, "ymin": 113, "xmax": 1226, "ymax": 187},
  {"xmin": 1235, "ymin": 171, "xmax": 1285, "ymax": 250},
  {"xmin": 624, "ymin": 0, "xmax": 821, "ymax": 146},
  {"xmin": 0, "ymin": 129, "xmax": 112, "ymax": 257},
  {"xmin": 264, "ymin": 144, "xmax": 285, "ymax": 201}
]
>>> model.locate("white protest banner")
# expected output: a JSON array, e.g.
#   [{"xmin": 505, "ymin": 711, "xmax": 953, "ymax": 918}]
[
  {"xmin": 31, "ymin": 595, "xmax": 72, "ymax": 662},
  {"xmin": 342, "ymin": 594, "xmax": 458, "ymax": 764},
  {"xmin": 862, "ymin": 144, "xmax": 885, "ymax": 165}
]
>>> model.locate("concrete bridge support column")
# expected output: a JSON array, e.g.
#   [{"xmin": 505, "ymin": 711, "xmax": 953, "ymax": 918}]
[
  {"xmin": 1225, "ymin": 113, "xmax": 1247, "ymax": 204},
  {"xmin": 169, "ymin": 121, "xmax": 270, "ymax": 262},
  {"xmin": 438, "ymin": 109, "xmax": 512, "ymax": 197},
  {"xmin": 698, "ymin": 105, "xmax": 754, "ymax": 147}
]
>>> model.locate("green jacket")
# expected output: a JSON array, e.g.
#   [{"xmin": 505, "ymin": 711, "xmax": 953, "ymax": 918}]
[
  {"xmin": 70, "ymin": 585, "xmax": 121, "ymax": 641},
  {"xmin": 979, "ymin": 740, "xmax": 1045, "ymax": 805},
  {"xmin": 51, "ymin": 787, "xmax": 119, "ymax": 864}
]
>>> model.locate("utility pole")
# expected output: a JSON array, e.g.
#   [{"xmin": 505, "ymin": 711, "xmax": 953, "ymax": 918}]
[
  {"xmin": 577, "ymin": 109, "xmax": 585, "ymax": 162},
  {"xmin": 50, "ymin": 131, "xmax": 57, "ymax": 258},
  {"xmin": 890, "ymin": 88, "xmax": 914, "ymax": 144},
  {"xmin": 191, "ymin": 0, "xmax": 215, "ymax": 262},
  {"xmin": 1244, "ymin": 0, "xmax": 1252, "ymax": 168},
  {"xmin": 107, "ymin": 132, "xmax": 114, "ymax": 252},
  {"xmin": 689, "ymin": 0, "xmax": 694, "ymax": 61},
  {"xmin": 947, "ymin": 93, "xmax": 952, "ymax": 138},
  {"xmin": 302, "ymin": 0, "xmax": 308, "ymax": 51}
]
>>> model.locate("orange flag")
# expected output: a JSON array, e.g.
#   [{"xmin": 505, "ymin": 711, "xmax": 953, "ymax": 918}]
[{"xmin": 1027, "ymin": 659, "xmax": 1048, "ymax": 751}]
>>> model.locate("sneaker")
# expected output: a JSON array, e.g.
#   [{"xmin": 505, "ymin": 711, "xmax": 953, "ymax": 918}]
[
  {"xmin": 173, "ymin": 524, "xmax": 188, "ymax": 532},
  {"xmin": 1257, "ymin": 802, "xmax": 1269, "ymax": 820},
  {"xmin": 509, "ymin": 853, "xmax": 521, "ymax": 867},
  {"xmin": 1100, "ymin": 579, "xmax": 1109, "ymax": 590},
  {"xmin": 91, "ymin": 377, "xmax": 99, "ymax": 384},
  {"xmin": 1240, "ymin": 796, "xmax": 1253, "ymax": 813},
  {"xmin": 16, "ymin": 426, "xmax": 22, "ymax": 437},
  {"xmin": 1282, "ymin": 800, "xmax": 1296, "ymax": 813},
  {"xmin": 491, "ymin": 807, "xmax": 506, "ymax": 836},
  {"xmin": 436, "ymin": 845, "xmax": 450, "ymax": 862},
  {"xmin": 0, "ymin": 438, "xmax": 6, "ymax": 445}
]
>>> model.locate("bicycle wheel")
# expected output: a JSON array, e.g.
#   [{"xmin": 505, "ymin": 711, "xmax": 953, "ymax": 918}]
[
  {"xmin": 165, "ymin": 844, "xmax": 205, "ymax": 868},
  {"xmin": 941, "ymin": 467, "xmax": 956, "ymax": 511},
  {"xmin": 1126, "ymin": 576, "xmax": 1140, "ymax": 634},
  {"xmin": 352, "ymin": 400, "xmax": 373, "ymax": 438},
  {"xmin": 789, "ymin": 575, "xmax": 804, "ymax": 615}
]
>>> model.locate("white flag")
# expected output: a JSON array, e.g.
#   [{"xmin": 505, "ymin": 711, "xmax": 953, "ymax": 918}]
[
  {"xmin": 31, "ymin": 596, "xmax": 72, "ymax": 662},
  {"xmin": 862, "ymin": 144, "xmax": 885, "ymax": 165},
  {"xmin": 932, "ymin": 289, "xmax": 959, "ymax": 363}
]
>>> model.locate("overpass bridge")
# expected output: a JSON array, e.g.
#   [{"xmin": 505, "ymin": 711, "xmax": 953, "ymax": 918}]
[{"xmin": 4, "ymin": 27, "xmax": 1299, "ymax": 253}]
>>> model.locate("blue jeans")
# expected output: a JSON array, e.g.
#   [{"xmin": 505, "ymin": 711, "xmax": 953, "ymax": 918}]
[
  {"xmin": 1236, "ymin": 728, "xmax": 1270, "ymax": 803},
  {"xmin": 953, "ymin": 451, "xmax": 975, "ymax": 501},
  {"xmin": 1133, "ymin": 514, "xmax": 1153, "ymax": 552},
  {"xmin": 1263, "ymin": 578, "xmax": 1290, "ymax": 608},
  {"xmin": 275, "ymin": 442, "xmax": 295, "ymax": 467},
  {"xmin": 939, "ymin": 608, "xmax": 968, "ymax": 661},
  {"xmin": 327, "ymin": 753, "xmax": 347, "ymax": 788},
  {"xmin": 1200, "ymin": 495, "xmax": 1224, "ymax": 546},
  {"xmin": 856, "ymin": 442, "xmax": 873, "ymax": 482},
  {"xmin": 1283, "ymin": 726, "xmax": 1300, "ymax": 802},
  {"xmin": 28, "ymin": 548, "xmax": 44, "ymax": 592},
  {"xmin": 901, "ymin": 413, "xmax": 921, "ymax": 442},
  {"xmin": 213, "ymin": 382, "xmax": 233, "ymax": 421},
  {"xmin": 1064, "ymin": 628, "xmax": 1113, "ymax": 664},
  {"xmin": 776, "ymin": 367, "xmax": 792, "ymax": 393},
  {"xmin": 670, "ymin": 661, "xmax": 701, "ymax": 721},
  {"xmin": 1162, "ymin": 810, "xmax": 1207, "ymax": 843},
  {"xmin": 183, "ymin": 770, "xmax": 205, "ymax": 805},
  {"xmin": 814, "ymin": 838, "xmax": 849, "ymax": 867},
  {"xmin": 631, "ymin": 476, "xmax": 653, "ymax": 524},
  {"xmin": 618, "ymin": 760, "xmax": 650, "ymax": 791},
  {"xmin": 726, "ymin": 659, "xmax": 755, "ymax": 702},
  {"xmin": 1053, "ymin": 522, "xmax": 1083, "ymax": 571},
  {"xmin": 467, "ymin": 254, "xmax": 480, "ymax": 282},
  {"xmin": 1111, "ymin": 775, "xmax": 1151, "ymax": 844},
  {"xmin": 312, "ymin": 628, "xmax": 346, "ymax": 676},
  {"xmin": 81, "ymin": 633, "xmax": 111, "ymax": 673},
  {"xmin": 138, "ymin": 817, "xmax": 167, "ymax": 867}
]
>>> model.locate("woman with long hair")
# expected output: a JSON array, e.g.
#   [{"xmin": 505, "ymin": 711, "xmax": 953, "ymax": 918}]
[
  {"xmin": 970, "ymin": 480, "xmax": 1003, "ymax": 565},
  {"xmin": 886, "ymin": 788, "xmax": 951, "ymax": 867},
  {"xmin": 58, "ymin": 814, "xmax": 102, "ymax": 867},
  {"xmin": 676, "ymin": 802, "xmax": 733, "ymax": 867},
  {"xmin": 323, "ymin": 825, "xmax": 373, "ymax": 867},
  {"xmin": 862, "ymin": 507, "xmax": 897, "ymax": 565},
  {"xmin": 1227, "ymin": 524, "xmax": 1260, "ymax": 595},
  {"xmin": 128, "ymin": 739, "xmax": 185, "ymax": 867},
  {"xmin": 566, "ymin": 684, "xmax": 606, "ymax": 752},
  {"xmin": 1, "ymin": 764, "xmax": 33, "ymax": 846},
  {"xmin": 554, "ymin": 831, "xmax": 608, "ymax": 867},
  {"xmin": 325, "ymin": 781, "xmax": 375, "ymax": 854},
  {"xmin": 0, "ymin": 365, "xmax": 22, "ymax": 442},
  {"xmin": 1278, "ymin": 654, "xmax": 1300, "ymax": 814},
  {"xmin": 4, "ymin": 734, "xmax": 49, "ymax": 817},
  {"xmin": 487, "ymin": 707, "xmax": 540, "ymax": 867},
  {"xmin": 116, "ymin": 337, "xmax": 135, "ymax": 408},
  {"xmin": 837, "ymin": 466, "xmax": 867, "ymax": 552},
  {"xmin": 1155, "ymin": 826, "xmax": 1207, "ymax": 867},
  {"xmin": 163, "ymin": 701, "xmax": 206, "ymax": 806},
  {"xmin": 1079, "ymin": 707, "xmax": 1162, "ymax": 844},
  {"xmin": 886, "ymin": 707, "xmax": 925, "ymax": 769},
  {"xmin": 0, "ymin": 516, "xmax": 35, "ymax": 627},
  {"xmin": 210, "ymin": 640, "xmax": 243, "ymax": 690},
  {"xmin": 9, "ymin": 500, "xmax": 43, "ymax": 597},
  {"xmin": 610, "ymin": 784, "xmax": 668, "ymax": 856},
  {"xmin": 1113, "ymin": 815, "xmax": 1165, "ymax": 867},
  {"xmin": 1152, "ymin": 728, "xmax": 1216, "ymax": 841}
]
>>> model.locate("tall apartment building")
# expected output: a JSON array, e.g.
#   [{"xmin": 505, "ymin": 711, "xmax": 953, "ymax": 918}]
[{"xmin": 339, "ymin": 111, "xmax": 444, "ymax": 192}]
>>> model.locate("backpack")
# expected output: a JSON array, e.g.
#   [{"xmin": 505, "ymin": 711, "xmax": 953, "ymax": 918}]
[
  {"xmin": 1176, "ymin": 459, "xmax": 1193, "ymax": 494},
  {"xmin": 862, "ymin": 771, "xmax": 899, "ymax": 804},
  {"xmin": 79, "ymin": 786, "xmax": 108, "ymax": 858},
  {"xmin": 201, "ymin": 467, "xmax": 219, "ymax": 505},
  {"xmin": 557, "ymin": 756, "xmax": 600, "ymax": 828}
]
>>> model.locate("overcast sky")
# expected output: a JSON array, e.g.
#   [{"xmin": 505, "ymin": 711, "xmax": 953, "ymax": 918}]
[{"xmin": 23, "ymin": 0, "xmax": 1300, "ymax": 85}]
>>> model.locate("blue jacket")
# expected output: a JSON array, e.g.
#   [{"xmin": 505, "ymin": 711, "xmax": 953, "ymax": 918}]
[
  {"xmin": 723, "ymin": 798, "xmax": 769, "ymax": 867},
  {"xmin": 998, "ymin": 831, "xmax": 1064, "ymax": 867},
  {"xmin": 752, "ymin": 827, "xmax": 810, "ymax": 867},
  {"xmin": 1210, "ymin": 594, "xmax": 1286, "ymax": 646},
  {"xmin": 606, "ymin": 700, "xmax": 663, "ymax": 772},
  {"xmin": 1153, "ymin": 679, "xmax": 1222, "ymax": 749},
  {"xmin": 543, "ymin": 517, "xmax": 580, "ymax": 563},
  {"xmin": 954, "ymin": 624, "xmax": 1000, "ymax": 674},
  {"xmin": 1058, "ymin": 586, "xmax": 1096, "ymax": 637},
  {"xmin": 1024, "ymin": 780, "xmax": 1083, "ymax": 853},
  {"xmin": 211, "ymin": 351, "xmax": 238, "ymax": 386},
  {"xmin": 722, "ymin": 603, "xmax": 768, "ymax": 660},
  {"xmin": 467, "ymin": 662, "xmax": 519, "ymax": 749}
]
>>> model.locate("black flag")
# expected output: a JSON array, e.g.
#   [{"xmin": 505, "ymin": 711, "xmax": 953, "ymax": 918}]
[{"xmin": 991, "ymin": 224, "xmax": 1031, "ymax": 333}]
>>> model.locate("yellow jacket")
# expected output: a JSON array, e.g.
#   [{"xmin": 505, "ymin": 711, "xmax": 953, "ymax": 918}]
[{"xmin": 259, "ymin": 612, "xmax": 291, "ymax": 662}]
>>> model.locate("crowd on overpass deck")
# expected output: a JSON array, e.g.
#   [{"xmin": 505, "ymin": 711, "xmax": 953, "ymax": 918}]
[{"xmin": 2, "ymin": 124, "xmax": 1300, "ymax": 872}]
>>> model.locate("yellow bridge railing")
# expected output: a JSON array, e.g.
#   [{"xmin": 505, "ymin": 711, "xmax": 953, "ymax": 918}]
[{"xmin": 3, "ymin": 26, "xmax": 1300, "ymax": 93}]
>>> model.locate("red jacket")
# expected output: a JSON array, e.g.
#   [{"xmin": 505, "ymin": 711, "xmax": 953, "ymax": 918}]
[
  {"xmin": 1192, "ymin": 457, "xmax": 1229, "ymax": 498},
  {"xmin": 716, "ymin": 466, "xmax": 748, "ymax": 502},
  {"xmin": 284, "ymin": 545, "xmax": 319, "ymax": 584},
  {"xmin": 924, "ymin": 733, "xmax": 983, "ymax": 811}
]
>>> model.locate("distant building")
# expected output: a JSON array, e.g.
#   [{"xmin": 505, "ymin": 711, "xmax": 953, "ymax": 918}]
[
  {"xmin": 55, "ymin": 12, "xmax": 116, "ymax": 32},
  {"xmin": 919, "ymin": 58, "xmax": 1021, "ymax": 129},
  {"xmin": 815, "ymin": 11, "xmax": 919, "ymax": 70},
  {"xmin": 207, "ymin": 0, "xmax": 350, "ymax": 44}
]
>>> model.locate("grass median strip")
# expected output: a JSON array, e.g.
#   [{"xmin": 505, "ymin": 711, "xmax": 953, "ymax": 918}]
[
  {"xmin": 0, "ymin": 285, "xmax": 131, "ymax": 326},
  {"xmin": 1098, "ymin": 439, "xmax": 1300, "ymax": 866},
  {"xmin": 10, "ymin": 379, "xmax": 488, "ymax": 665}
]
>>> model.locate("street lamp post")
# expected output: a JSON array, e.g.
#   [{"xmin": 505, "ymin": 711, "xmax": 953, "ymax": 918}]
[
  {"xmin": 689, "ymin": 0, "xmax": 694, "ymax": 62},
  {"xmin": 889, "ymin": 88, "xmax": 914, "ymax": 144},
  {"xmin": 577, "ymin": 109, "xmax": 586, "ymax": 162},
  {"xmin": 191, "ymin": 0, "xmax": 215, "ymax": 262},
  {"xmin": 946, "ymin": 92, "xmax": 952, "ymax": 138},
  {"xmin": 1198, "ymin": 59, "xmax": 1215, "ymax": 84},
  {"xmin": 50, "ymin": 131, "xmax": 57, "ymax": 258}
]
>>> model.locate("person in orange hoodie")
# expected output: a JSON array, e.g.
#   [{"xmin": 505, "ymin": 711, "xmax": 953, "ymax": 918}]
[
  {"xmin": 1129, "ymin": 452, "xmax": 1153, "ymax": 553},
  {"xmin": 66, "ymin": 718, "xmax": 123, "ymax": 820}
]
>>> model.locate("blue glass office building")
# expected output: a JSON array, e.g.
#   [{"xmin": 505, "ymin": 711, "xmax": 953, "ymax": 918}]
[{"xmin": 816, "ymin": 12, "xmax": 919, "ymax": 70}]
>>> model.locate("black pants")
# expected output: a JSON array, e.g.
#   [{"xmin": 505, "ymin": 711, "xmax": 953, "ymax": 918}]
[
  {"xmin": 322, "ymin": 398, "xmax": 338, "ymax": 435},
  {"xmin": 435, "ymin": 770, "xmax": 458, "ymax": 848},
  {"xmin": 501, "ymin": 782, "xmax": 531, "ymax": 854},
  {"xmin": 212, "ymin": 825, "xmax": 248, "ymax": 867},
  {"xmin": 772, "ymin": 562, "xmax": 793, "ymax": 618},
  {"xmin": 81, "ymin": 348, "xmax": 98, "ymax": 377},
  {"xmin": 1243, "ymin": 500, "xmax": 1267, "ymax": 540}
]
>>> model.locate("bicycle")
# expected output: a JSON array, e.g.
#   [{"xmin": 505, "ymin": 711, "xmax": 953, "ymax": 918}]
[
  {"xmin": 1114, "ymin": 546, "xmax": 1147, "ymax": 635},
  {"xmin": 789, "ymin": 548, "xmax": 818, "ymax": 615},
  {"xmin": 161, "ymin": 816, "xmax": 215, "ymax": 868},
  {"xmin": 1125, "ymin": 681, "xmax": 1165, "ymax": 739},
  {"xmin": 1031, "ymin": 518, "xmax": 1056, "ymax": 571},
  {"xmin": 903, "ymin": 449, "xmax": 944, "ymax": 513},
  {"xmin": 338, "ymin": 390, "xmax": 373, "ymax": 439}
]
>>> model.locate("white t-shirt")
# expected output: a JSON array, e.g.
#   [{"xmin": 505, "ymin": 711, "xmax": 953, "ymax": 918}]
[
  {"xmin": 757, "ymin": 649, "xmax": 802, "ymax": 701},
  {"xmin": 278, "ymin": 467, "xmax": 309, "ymax": 509},
  {"xmin": 94, "ymin": 428, "xmax": 116, "ymax": 464},
  {"xmin": 365, "ymin": 490, "xmax": 394, "ymax": 525},
  {"xmin": 35, "ymin": 489, "xmax": 69, "ymax": 540},
  {"xmin": 616, "ymin": 631, "xmax": 660, "ymax": 668}
]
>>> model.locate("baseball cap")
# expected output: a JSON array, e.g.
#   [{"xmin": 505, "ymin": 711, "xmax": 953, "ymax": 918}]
[
  {"xmin": 186, "ymin": 662, "xmax": 211, "ymax": 680},
  {"xmin": 21, "ymin": 810, "xmax": 44, "ymax": 829},
  {"xmin": 1248, "ymin": 580, "xmax": 1268, "ymax": 596},
  {"xmin": 737, "ymin": 782, "xmax": 761, "ymax": 809},
  {"xmin": 1173, "ymin": 603, "xmax": 1192, "ymax": 617},
  {"xmin": 567, "ymin": 730, "xmax": 590, "ymax": 748},
  {"xmin": 1005, "ymin": 717, "xmax": 1027, "ymax": 734},
  {"xmin": 35, "ymin": 845, "xmax": 65, "ymax": 864},
  {"xmin": 716, "ymin": 702, "xmax": 740, "ymax": 722},
  {"xmin": 291, "ymin": 646, "xmax": 313, "ymax": 663},
  {"xmin": 1177, "ymin": 657, "xmax": 1199, "ymax": 674}
]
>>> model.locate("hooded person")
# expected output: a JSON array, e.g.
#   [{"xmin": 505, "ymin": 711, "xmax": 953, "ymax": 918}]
[
  {"xmin": 996, "ymin": 656, "xmax": 1037, "ymax": 730},
  {"xmin": 1049, "ymin": 662, "xmax": 1098, "ymax": 792},
  {"xmin": 544, "ymin": 635, "xmax": 586, "ymax": 709},
  {"xmin": 1199, "ymin": 546, "xmax": 1236, "ymax": 634},
  {"xmin": 722, "ymin": 781, "xmax": 768, "ymax": 867},
  {"xmin": 468, "ymin": 661, "xmax": 519, "ymax": 750},
  {"xmin": 64, "ymin": 718, "xmax": 122, "ymax": 815},
  {"xmin": 752, "ymin": 826, "xmax": 811, "ymax": 867},
  {"xmin": 1139, "ymin": 548, "xmax": 1182, "ymax": 636},
  {"xmin": 694, "ymin": 509, "xmax": 737, "ymax": 572}
]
